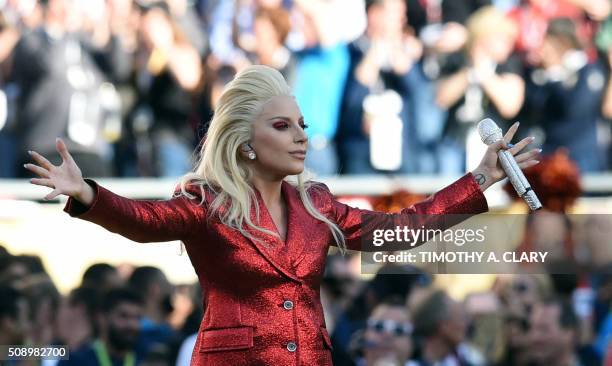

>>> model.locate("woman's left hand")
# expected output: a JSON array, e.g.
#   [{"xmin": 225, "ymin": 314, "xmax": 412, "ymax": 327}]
[{"xmin": 471, "ymin": 122, "xmax": 541, "ymax": 191}]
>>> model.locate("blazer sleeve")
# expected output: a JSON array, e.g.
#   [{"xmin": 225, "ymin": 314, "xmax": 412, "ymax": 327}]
[
  {"xmin": 315, "ymin": 172, "xmax": 489, "ymax": 252},
  {"xmin": 63, "ymin": 179, "xmax": 207, "ymax": 243}
]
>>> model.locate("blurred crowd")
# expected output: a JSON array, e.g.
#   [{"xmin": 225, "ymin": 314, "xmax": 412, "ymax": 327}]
[
  {"xmin": 2, "ymin": 0, "xmax": 612, "ymax": 179},
  {"xmin": 4, "ymin": 205, "xmax": 612, "ymax": 366}
]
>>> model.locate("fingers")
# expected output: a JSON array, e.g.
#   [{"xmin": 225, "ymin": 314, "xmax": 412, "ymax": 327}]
[
  {"xmin": 518, "ymin": 160, "xmax": 540, "ymax": 169},
  {"xmin": 503, "ymin": 122, "xmax": 520, "ymax": 147},
  {"xmin": 24, "ymin": 163, "xmax": 50, "ymax": 178},
  {"xmin": 514, "ymin": 149, "xmax": 541, "ymax": 163},
  {"xmin": 56, "ymin": 138, "xmax": 75, "ymax": 165},
  {"xmin": 489, "ymin": 139, "xmax": 508, "ymax": 153},
  {"xmin": 44, "ymin": 189, "xmax": 61, "ymax": 201},
  {"xmin": 28, "ymin": 150, "xmax": 54, "ymax": 170},
  {"xmin": 508, "ymin": 136, "xmax": 536, "ymax": 156},
  {"xmin": 30, "ymin": 178, "xmax": 55, "ymax": 189}
]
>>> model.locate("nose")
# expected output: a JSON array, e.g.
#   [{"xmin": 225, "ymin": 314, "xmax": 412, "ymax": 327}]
[{"xmin": 294, "ymin": 126, "xmax": 308, "ymax": 145}]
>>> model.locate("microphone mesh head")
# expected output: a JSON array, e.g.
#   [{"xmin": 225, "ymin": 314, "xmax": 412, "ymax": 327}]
[{"xmin": 477, "ymin": 118, "xmax": 503, "ymax": 145}]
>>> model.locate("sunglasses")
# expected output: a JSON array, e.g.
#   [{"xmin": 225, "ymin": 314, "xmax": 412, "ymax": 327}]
[{"xmin": 367, "ymin": 318, "xmax": 413, "ymax": 337}]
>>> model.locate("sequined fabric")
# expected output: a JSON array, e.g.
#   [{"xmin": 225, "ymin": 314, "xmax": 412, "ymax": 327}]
[{"xmin": 64, "ymin": 173, "xmax": 488, "ymax": 365}]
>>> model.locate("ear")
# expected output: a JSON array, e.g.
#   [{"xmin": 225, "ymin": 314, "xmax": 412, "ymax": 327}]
[{"xmin": 240, "ymin": 143, "xmax": 256, "ymax": 161}]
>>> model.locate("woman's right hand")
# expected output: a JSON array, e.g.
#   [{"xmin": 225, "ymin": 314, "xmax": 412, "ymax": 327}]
[{"xmin": 25, "ymin": 138, "xmax": 95, "ymax": 206}]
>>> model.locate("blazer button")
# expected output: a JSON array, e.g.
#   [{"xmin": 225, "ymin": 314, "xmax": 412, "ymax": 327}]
[
  {"xmin": 286, "ymin": 342, "xmax": 297, "ymax": 352},
  {"xmin": 283, "ymin": 300, "xmax": 294, "ymax": 310}
]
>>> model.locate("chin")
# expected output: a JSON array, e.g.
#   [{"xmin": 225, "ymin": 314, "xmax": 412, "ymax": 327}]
[
  {"xmin": 284, "ymin": 164, "xmax": 305, "ymax": 176},
  {"xmin": 287, "ymin": 168, "xmax": 304, "ymax": 175}
]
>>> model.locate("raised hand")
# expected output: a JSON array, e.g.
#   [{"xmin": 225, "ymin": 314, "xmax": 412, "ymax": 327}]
[
  {"xmin": 472, "ymin": 122, "xmax": 541, "ymax": 191},
  {"xmin": 25, "ymin": 138, "xmax": 94, "ymax": 205}
]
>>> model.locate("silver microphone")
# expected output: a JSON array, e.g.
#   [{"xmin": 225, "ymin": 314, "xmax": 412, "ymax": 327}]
[{"xmin": 477, "ymin": 118, "xmax": 542, "ymax": 211}]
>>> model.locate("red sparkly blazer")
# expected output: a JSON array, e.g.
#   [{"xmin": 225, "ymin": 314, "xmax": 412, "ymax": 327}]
[{"xmin": 64, "ymin": 172, "xmax": 488, "ymax": 366}]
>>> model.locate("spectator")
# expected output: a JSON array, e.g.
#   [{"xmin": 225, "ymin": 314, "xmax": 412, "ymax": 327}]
[
  {"xmin": 0, "ymin": 286, "xmax": 30, "ymax": 346},
  {"xmin": 412, "ymin": 289, "xmax": 485, "ymax": 366},
  {"xmin": 494, "ymin": 274, "xmax": 551, "ymax": 366},
  {"xmin": 174, "ymin": 283, "xmax": 204, "ymax": 366},
  {"xmin": 524, "ymin": 17, "xmax": 606, "ymax": 172},
  {"xmin": 353, "ymin": 295, "xmax": 415, "ymax": 366},
  {"xmin": 58, "ymin": 287, "xmax": 144, "ymax": 366},
  {"xmin": 291, "ymin": 0, "xmax": 364, "ymax": 176},
  {"xmin": 436, "ymin": 6, "xmax": 523, "ymax": 173},
  {"xmin": 56, "ymin": 286, "xmax": 100, "ymax": 350},
  {"xmin": 132, "ymin": 2, "xmax": 202, "ymax": 177},
  {"xmin": 0, "ymin": 254, "xmax": 45, "ymax": 287},
  {"xmin": 128, "ymin": 266, "xmax": 178, "ymax": 358},
  {"xmin": 21, "ymin": 275, "xmax": 61, "ymax": 346},
  {"xmin": 208, "ymin": 0, "xmax": 287, "ymax": 69},
  {"xmin": 12, "ymin": 0, "xmax": 114, "ymax": 178},
  {"xmin": 253, "ymin": 6, "xmax": 296, "ymax": 79},
  {"xmin": 82, "ymin": 263, "xmax": 124, "ymax": 291},
  {"xmin": 337, "ymin": 0, "xmax": 424, "ymax": 174},
  {"xmin": 128, "ymin": 267, "xmax": 174, "ymax": 325},
  {"xmin": 528, "ymin": 297, "xmax": 599, "ymax": 366},
  {"xmin": 90, "ymin": 0, "xmax": 140, "ymax": 178},
  {"xmin": 463, "ymin": 292, "xmax": 505, "ymax": 365},
  {"xmin": 332, "ymin": 263, "xmax": 427, "ymax": 365}
]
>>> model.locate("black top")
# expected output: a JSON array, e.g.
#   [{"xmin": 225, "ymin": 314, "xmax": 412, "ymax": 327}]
[{"xmin": 439, "ymin": 52, "xmax": 523, "ymax": 142}]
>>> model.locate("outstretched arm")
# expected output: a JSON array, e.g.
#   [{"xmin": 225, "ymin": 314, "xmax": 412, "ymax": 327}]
[
  {"xmin": 26, "ymin": 139, "xmax": 206, "ymax": 242},
  {"xmin": 320, "ymin": 123, "xmax": 540, "ymax": 252}
]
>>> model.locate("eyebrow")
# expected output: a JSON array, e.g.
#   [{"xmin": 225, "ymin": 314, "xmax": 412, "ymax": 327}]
[{"xmin": 267, "ymin": 116, "xmax": 304, "ymax": 122}]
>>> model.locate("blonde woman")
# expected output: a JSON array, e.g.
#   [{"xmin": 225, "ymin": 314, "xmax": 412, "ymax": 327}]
[{"xmin": 25, "ymin": 65, "xmax": 539, "ymax": 365}]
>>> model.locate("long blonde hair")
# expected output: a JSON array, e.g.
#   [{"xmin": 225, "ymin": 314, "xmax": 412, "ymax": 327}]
[{"xmin": 179, "ymin": 65, "xmax": 347, "ymax": 254}]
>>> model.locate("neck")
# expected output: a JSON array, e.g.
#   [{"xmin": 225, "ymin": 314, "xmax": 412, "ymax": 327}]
[
  {"xmin": 422, "ymin": 336, "xmax": 452, "ymax": 363},
  {"xmin": 251, "ymin": 174, "xmax": 284, "ymax": 209}
]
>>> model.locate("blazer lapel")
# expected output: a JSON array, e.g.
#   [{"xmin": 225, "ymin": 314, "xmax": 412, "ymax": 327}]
[
  {"xmin": 244, "ymin": 183, "xmax": 300, "ymax": 282},
  {"xmin": 281, "ymin": 181, "xmax": 311, "ymax": 269}
]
